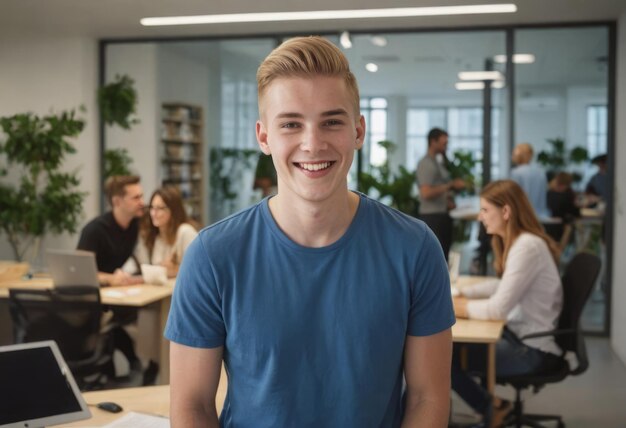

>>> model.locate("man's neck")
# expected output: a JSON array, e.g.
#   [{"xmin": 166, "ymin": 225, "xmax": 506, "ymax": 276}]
[
  {"xmin": 112, "ymin": 209, "xmax": 133, "ymax": 230},
  {"xmin": 427, "ymin": 147, "xmax": 440, "ymax": 158},
  {"xmin": 268, "ymin": 190, "xmax": 359, "ymax": 248}
]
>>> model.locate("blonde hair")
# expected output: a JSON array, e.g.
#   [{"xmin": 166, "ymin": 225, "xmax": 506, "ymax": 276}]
[
  {"xmin": 256, "ymin": 36, "xmax": 360, "ymax": 115},
  {"xmin": 481, "ymin": 180, "xmax": 560, "ymax": 276}
]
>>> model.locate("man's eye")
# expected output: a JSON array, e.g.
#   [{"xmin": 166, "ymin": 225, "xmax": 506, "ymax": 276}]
[
  {"xmin": 324, "ymin": 119, "xmax": 343, "ymax": 126},
  {"xmin": 281, "ymin": 122, "xmax": 300, "ymax": 129}
]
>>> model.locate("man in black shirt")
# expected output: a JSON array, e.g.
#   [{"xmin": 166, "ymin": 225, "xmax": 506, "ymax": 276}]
[{"xmin": 77, "ymin": 175, "xmax": 145, "ymax": 286}]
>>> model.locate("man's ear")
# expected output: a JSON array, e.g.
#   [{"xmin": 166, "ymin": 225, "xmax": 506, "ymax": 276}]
[
  {"xmin": 111, "ymin": 195, "xmax": 121, "ymax": 209},
  {"xmin": 355, "ymin": 115, "xmax": 366, "ymax": 150},
  {"xmin": 256, "ymin": 120, "xmax": 271, "ymax": 155}
]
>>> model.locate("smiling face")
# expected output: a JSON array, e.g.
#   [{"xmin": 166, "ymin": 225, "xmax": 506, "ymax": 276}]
[
  {"xmin": 256, "ymin": 76, "xmax": 365, "ymax": 205},
  {"xmin": 149, "ymin": 194, "xmax": 171, "ymax": 229},
  {"xmin": 478, "ymin": 197, "xmax": 509, "ymax": 238}
]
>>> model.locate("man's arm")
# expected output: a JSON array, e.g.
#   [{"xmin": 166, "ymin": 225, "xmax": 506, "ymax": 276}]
[
  {"xmin": 401, "ymin": 329, "xmax": 452, "ymax": 428},
  {"xmin": 419, "ymin": 179, "xmax": 465, "ymax": 201},
  {"xmin": 170, "ymin": 342, "xmax": 223, "ymax": 428}
]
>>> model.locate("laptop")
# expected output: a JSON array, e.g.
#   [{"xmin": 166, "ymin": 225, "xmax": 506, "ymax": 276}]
[
  {"xmin": 0, "ymin": 341, "xmax": 91, "ymax": 428},
  {"xmin": 46, "ymin": 249, "xmax": 99, "ymax": 288}
]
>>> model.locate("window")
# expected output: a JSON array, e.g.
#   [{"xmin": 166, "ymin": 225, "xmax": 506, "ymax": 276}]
[
  {"xmin": 360, "ymin": 97, "xmax": 388, "ymax": 168},
  {"xmin": 406, "ymin": 107, "xmax": 500, "ymax": 177},
  {"xmin": 221, "ymin": 80, "xmax": 258, "ymax": 150},
  {"xmin": 587, "ymin": 105, "xmax": 607, "ymax": 158}
]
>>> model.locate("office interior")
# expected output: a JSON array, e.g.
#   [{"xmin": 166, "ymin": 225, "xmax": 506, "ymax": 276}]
[{"xmin": 1, "ymin": 0, "xmax": 626, "ymax": 424}]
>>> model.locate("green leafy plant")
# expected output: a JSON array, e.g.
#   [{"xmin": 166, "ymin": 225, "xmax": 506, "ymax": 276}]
[
  {"xmin": 98, "ymin": 74, "xmax": 139, "ymax": 130},
  {"xmin": 537, "ymin": 137, "xmax": 589, "ymax": 182},
  {"xmin": 358, "ymin": 140, "xmax": 419, "ymax": 216},
  {"xmin": 0, "ymin": 110, "xmax": 87, "ymax": 262},
  {"xmin": 447, "ymin": 150, "xmax": 479, "ymax": 195},
  {"xmin": 103, "ymin": 148, "xmax": 133, "ymax": 178}
]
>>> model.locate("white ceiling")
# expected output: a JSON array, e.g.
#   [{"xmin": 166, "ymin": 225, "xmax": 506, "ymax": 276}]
[{"xmin": 1, "ymin": 0, "xmax": 624, "ymax": 39}]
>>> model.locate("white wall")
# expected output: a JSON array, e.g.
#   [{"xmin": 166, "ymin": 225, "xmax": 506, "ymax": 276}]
[
  {"xmin": 611, "ymin": 11, "xmax": 626, "ymax": 366},
  {"xmin": 0, "ymin": 32, "xmax": 99, "ymax": 260}
]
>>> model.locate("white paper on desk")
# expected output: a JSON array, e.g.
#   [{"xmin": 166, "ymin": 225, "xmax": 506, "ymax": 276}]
[{"xmin": 102, "ymin": 411, "xmax": 170, "ymax": 428}]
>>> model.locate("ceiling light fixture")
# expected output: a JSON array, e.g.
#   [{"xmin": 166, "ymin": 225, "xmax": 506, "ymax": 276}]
[
  {"xmin": 365, "ymin": 63, "xmax": 379, "ymax": 73},
  {"xmin": 370, "ymin": 36, "xmax": 388, "ymax": 47},
  {"xmin": 340, "ymin": 31, "xmax": 352, "ymax": 49},
  {"xmin": 493, "ymin": 53, "xmax": 536, "ymax": 64},
  {"xmin": 141, "ymin": 4, "xmax": 517, "ymax": 26},
  {"xmin": 458, "ymin": 70, "xmax": 504, "ymax": 81},
  {"xmin": 455, "ymin": 81, "xmax": 505, "ymax": 90}
]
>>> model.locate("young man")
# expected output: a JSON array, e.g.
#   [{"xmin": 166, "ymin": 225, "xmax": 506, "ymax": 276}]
[
  {"xmin": 416, "ymin": 128, "xmax": 466, "ymax": 261},
  {"xmin": 77, "ymin": 175, "xmax": 144, "ymax": 286},
  {"xmin": 165, "ymin": 36, "xmax": 454, "ymax": 427}
]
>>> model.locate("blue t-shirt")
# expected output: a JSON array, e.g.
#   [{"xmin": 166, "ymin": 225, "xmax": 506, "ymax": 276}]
[{"xmin": 165, "ymin": 193, "xmax": 455, "ymax": 428}]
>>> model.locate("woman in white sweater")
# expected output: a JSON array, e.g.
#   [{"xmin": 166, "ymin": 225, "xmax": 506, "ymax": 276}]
[
  {"xmin": 452, "ymin": 180, "xmax": 563, "ymax": 427},
  {"xmin": 136, "ymin": 186, "xmax": 198, "ymax": 278}
]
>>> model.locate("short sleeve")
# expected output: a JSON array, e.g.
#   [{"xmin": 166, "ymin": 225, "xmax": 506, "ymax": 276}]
[
  {"xmin": 416, "ymin": 159, "xmax": 437, "ymax": 187},
  {"xmin": 164, "ymin": 235, "xmax": 225, "ymax": 348},
  {"xmin": 407, "ymin": 226, "xmax": 456, "ymax": 336}
]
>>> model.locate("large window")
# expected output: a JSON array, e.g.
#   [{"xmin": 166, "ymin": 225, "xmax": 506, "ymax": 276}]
[
  {"xmin": 587, "ymin": 105, "xmax": 608, "ymax": 158},
  {"xmin": 406, "ymin": 107, "xmax": 500, "ymax": 178},
  {"xmin": 360, "ymin": 97, "xmax": 388, "ymax": 167}
]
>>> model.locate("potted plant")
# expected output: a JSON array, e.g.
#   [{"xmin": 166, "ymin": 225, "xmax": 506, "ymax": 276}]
[
  {"xmin": 358, "ymin": 140, "xmax": 420, "ymax": 217},
  {"xmin": 0, "ymin": 109, "xmax": 87, "ymax": 264},
  {"xmin": 537, "ymin": 137, "xmax": 588, "ymax": 183},
  {"xmin": 98, "ymin": 74, "xmax": 140, "ymax": 179}
]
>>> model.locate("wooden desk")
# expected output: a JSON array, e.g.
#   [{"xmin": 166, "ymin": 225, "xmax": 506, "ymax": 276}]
[
  {"xmin": 0, "ymin": 278, "xmax": 175, "ymax": 383},
  {"xmin": 61, "ymin": 368, "xmax": 228, "ymax": 427},
  {"xmin": 452, "ymin": 276, "xmax": 505, "ymax": 395}
]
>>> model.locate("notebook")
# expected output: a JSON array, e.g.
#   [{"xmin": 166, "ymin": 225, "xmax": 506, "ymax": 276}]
[
  {"xmin": 0, "ymin": 341, "xmax": 91, "ymax": 428},
  {"xmin": 46, "ymin": 249, "xmax": 100, "ymax": 288}
]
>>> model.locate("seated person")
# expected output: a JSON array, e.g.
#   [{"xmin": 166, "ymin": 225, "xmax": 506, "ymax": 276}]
[
  {"xmin": 585, "ymin": 153, "xmax": 607, "ymax": 203},
  {"xmin": 452, "ymin": 180, "xmax": 563, "ymax": 427},
  {"xmin": 135, "ymin": 186, "xmax": 199, "ymax": 277},
  {"xmin": 77, "ymin": 175, "xmax": 145, "ymax": 286},
  {"xmin": 546, "ymin": 172, "xmax": 580, "ymax": 242}
]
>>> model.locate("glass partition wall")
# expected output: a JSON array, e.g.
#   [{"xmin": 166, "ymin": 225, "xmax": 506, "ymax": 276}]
[{"xmin": 102, "ymin": 24, "xmax": 613, "ymax": 334}]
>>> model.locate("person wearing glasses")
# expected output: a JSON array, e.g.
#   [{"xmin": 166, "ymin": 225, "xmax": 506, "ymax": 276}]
[{"xmin": 135, "ymin": 186, "xmax": 198, "ymax": 278}]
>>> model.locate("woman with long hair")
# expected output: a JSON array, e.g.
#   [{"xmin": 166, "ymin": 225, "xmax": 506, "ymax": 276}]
[
  {"xmin": 452, "ymin": 180, "xmax": 563, "ymax": 427},
  {"xmin": 136, "ymin": 186, "xmax": 198, "ymax": 277}
]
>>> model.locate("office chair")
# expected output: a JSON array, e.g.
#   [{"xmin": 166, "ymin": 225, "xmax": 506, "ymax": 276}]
[
  {"xmin": 497, "ymin": 252, "xmax": 601, "ymax": 428},
  {"xmin": 8, "ymin": 285, "xmax": 115, "ymax": 390}
]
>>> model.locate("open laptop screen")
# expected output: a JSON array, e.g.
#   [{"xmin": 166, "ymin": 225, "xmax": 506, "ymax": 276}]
[{"xmin": 0, "ymin": 341, "xmax": 91, "ymax": 428}]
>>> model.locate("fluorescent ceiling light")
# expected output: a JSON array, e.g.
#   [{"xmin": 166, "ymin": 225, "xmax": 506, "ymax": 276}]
[
  {"xmin": 493, "ymin": 54, "xmax": 536, "ymax": 64},
  {"xmin": 340, "ymin": 31, "xmax": 352, "ymax": 49},
  {"xmin": 370, "ymin": 36, "xmax": 388, "ymax": 47},
  {"xmin": 365, "ymin": 63, "xmax": 379, "ymax": 73},
  {"xmin": 141, "ymin": 4, "xmax": 517, "ymax": 26},
  {"xmin": 455, "ymin": 81, "xmax": 505, "ymax": 90},
  {"xmin": 458, "ymin": 71, "xmax": 504, "ymax": 81}
]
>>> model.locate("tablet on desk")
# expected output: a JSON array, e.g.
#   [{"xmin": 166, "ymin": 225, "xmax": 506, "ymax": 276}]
[{"xmin": 0, "ymin": 341, "xmax": 91, "ymax": 428}]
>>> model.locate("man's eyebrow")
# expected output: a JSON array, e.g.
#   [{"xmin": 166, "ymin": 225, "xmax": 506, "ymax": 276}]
[
  {"xmin": 321, "ymin": 109, "xmax": 349, "ymax": 117},
  {"xmin": 275, "ymin": 112, "xmax": 304, "ymax": 119}
]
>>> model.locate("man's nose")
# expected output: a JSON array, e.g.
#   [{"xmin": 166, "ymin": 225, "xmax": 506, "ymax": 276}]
[{"xmin": 300, "ymin": 128, "xmax": 327, "ymax": 153}]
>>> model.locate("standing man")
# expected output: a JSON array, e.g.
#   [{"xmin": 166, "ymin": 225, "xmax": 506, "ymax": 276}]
[
  {"xmin": 165, "ymin": 37, "xmax": 454, "ymax": 427},
  {"xmin": 77, "ymin": 175, "xmax": 145, "ymax": 286},
  {"xmin": 510, "ymin": 142, "xmax": 549, "ymax": 218},
  {"xmin": 416, "ymin": 128, "xmax": 466, "ymax": 261}
]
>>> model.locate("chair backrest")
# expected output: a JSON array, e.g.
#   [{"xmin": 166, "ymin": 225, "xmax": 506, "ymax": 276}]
[
  {"xmin": 9, "ymin": 286, "xmax": 102, "ymax": 363},
  {"xmin": 556, "ymin": 252, "xmax": 601, "ymax": 373}
]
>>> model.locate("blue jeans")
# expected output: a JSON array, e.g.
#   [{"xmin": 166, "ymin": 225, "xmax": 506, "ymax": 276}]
[{"xmin": 451, "ymin": 328, "xmax": 560, "ymax": 417}]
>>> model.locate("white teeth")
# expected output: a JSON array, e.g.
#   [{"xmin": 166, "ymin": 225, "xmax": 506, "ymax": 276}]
[{"xmin": 300, "ymin": 162, "xmax": 331, "ymax": 171}]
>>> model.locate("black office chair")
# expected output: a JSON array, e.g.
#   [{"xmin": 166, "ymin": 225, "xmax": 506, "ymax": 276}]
[
  {"xmin": 9, "ymin": 285, "xmax": 115, "ymax": 390},
  {"xmin": 497, "ymin": 252, "xmax": 601, "ymax": 428}
]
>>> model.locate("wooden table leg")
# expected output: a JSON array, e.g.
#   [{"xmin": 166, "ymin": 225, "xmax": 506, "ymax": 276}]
[
  {"xmin": 136, "ymin": 296, "xmax": 171, "ymax": 385},
  {"xmin": 486, "ymin": 342, "xmax": 496, "ymax": 395}
]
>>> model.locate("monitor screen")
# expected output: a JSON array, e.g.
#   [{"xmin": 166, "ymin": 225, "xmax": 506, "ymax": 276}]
[{"xmin": 0, "ymin": 341, "xmax": 91, "ymax": 428}]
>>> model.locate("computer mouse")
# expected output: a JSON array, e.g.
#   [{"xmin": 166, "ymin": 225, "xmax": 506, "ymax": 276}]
[{"xmin": 96, "ymin": 401, "xmax": 123, "ymax": 413}]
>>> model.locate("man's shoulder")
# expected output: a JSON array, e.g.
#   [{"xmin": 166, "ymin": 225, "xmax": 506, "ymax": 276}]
[
  {"xmin": 360, "ymin": 194, "xmax": 428, "ymax": 239},
  {"xmin": 81, "ymin": 212, "xmax": 112, "ymax": 232},
  {"xmin": 197, "ymin": 201, "xmax": 264, "ymax": 242}
]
